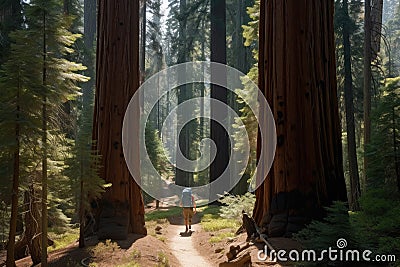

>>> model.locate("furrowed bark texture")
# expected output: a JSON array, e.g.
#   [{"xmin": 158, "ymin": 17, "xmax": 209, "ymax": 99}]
[
  {"xmin": 254, "ymin": 0, "xmax": 347, "ymax": 237},
  {"xmin": 93, "ymin": 0, "xmax": 146, "ymax": 239}
]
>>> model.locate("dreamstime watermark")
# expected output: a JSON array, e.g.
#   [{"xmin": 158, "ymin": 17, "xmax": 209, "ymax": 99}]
[
  {"xmin": 257, "ymin": 238, "xmax": 397, "ymax": 263},
  {"xmin": 122, "ymin": 62, "xmax": 277, "ymax": 205}
]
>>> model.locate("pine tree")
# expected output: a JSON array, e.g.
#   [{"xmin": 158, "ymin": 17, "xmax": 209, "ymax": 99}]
[
  {"xmin": 367, "ymin": 77, "xmax": 400, "ymax": 190},
  {"xmin": 226, "ymin": 0, "xmax": 253, "ymax": 74},
  {"xmin": 0, "ymin": 0, "xmax": 87, "ymax": 264},
  {"xmin": 231, "ymin": 0, "xmax": 259, "ymax": 195},
  {"xmin": 385, "ymin": 1, "xmax": 400, "ymax": 77},
  {"xmin": 65, "ymin": 105, "xmax": 105, "ymax": 248},
  {"xmin": 26, "ymin": 1, "xmax": 87, "ymax": 263},
  {"xmin": 1, "ymin": 28, "xmax": 42, "ymax": 267}
]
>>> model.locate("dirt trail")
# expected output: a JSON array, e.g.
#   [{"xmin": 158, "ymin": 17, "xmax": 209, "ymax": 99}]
[{"xmin": 166, "ymin": 224, "xmax": 213, "ymax": 267}]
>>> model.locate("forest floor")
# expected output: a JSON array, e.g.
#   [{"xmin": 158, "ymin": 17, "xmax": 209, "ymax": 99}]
[{"xmin": 2, "ymin": 204, "xmax": 287, "ymax": 266}]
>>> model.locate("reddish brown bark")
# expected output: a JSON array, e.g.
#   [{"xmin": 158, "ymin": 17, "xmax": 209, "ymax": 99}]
[
  {"xmin": 93, "ymin": 0, "xmax": 146, "ymax": 238},
  {"xmin": 254, "ymin": 0, "xmax": 347, "ymax": 237},
  {"xmin": 363, "ymin": 0, "xmax": 372, "ymax": 185},
  {"xmin": 6, "ymin": 89, "xmax": 20, "ymax": 267},
  {"xmin": 342, "ymin": 0, "xmax": 361, "ymax": 211},
  {"xmin": 370, "ymin": 0, "xmax": 383, "ymax": 60}
]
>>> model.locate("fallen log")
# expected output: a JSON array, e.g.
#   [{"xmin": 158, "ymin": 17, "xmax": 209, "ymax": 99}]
[{"xmin": 219, "ymin": 251, "xmax": 251, "ymax": 267}]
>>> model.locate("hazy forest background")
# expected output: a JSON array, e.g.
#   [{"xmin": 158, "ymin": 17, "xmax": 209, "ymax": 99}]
[{"xmin": 0, "ymin": 0, "xmax": 399, "ymax": 266}]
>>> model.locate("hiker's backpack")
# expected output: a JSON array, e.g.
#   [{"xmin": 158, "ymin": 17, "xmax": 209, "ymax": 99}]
[{"xmin": 181, "ymin": 188, "xmax": 193, "ymax": 207}]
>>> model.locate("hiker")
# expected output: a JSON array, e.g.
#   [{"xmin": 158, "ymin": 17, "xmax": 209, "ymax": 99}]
[{"xmin": 180, "ymin": 187, "xmax": 196, "ymax": 232}]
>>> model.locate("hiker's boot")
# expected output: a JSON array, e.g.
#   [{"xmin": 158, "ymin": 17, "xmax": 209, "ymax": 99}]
[
  {"xmin": 189, "ymin": 225, "xmax": 191, "ymax": 230},
  {"xmin": 185, "ymin": 226, "xmax": 188, "ymax": 232}
]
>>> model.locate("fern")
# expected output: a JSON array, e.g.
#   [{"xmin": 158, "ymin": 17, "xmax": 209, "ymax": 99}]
[{"xmin": 218, "ymin": 192, "xmax": 256, "ymax": 221}]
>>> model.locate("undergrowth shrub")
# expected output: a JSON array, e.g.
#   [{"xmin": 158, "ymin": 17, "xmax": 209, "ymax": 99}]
[
  {"xmin": 294, "ymin": 202, "xmax": 359, "ymax": 266},
  {"xmin": 156, "ymin": 251, "xmax": 170, "ymax": 267},
  {"xmin": 352, "ymin": 189, "xmax": 400, "ymax": 259},
  {"xmin": 295, "ymin": 199, "xmax": 400, "ymax": 266},
  {"xmin": 218, "ymin": 192, "xmax": 256, "ymax": 221},
  {"xmin": 92, "ymin": 239, "xmax": 121, "ymax": 261}
]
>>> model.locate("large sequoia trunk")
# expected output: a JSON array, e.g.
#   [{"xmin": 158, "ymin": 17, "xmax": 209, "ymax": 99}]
[
  {"xmin": 93, "ymin": 0, "xmax": 146, "ymax": 239},
  {"xmin": 253, "ymin": 0, "xmax": 347, "ymax": 237}
]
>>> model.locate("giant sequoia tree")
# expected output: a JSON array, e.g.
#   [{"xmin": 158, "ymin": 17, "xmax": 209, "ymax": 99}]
[
  {"xmin": 93, "ymin": 0, "xmax": 146, "ymax": 239},
  {"xmin": 253, "ymin": 0, "xmax": 348, "ymax": 237}
]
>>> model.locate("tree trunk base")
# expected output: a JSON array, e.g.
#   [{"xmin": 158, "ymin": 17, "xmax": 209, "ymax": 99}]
[
  {"xmin": 261, "ymin": 191, "xmax": 320, "ymax": 237},
  {"xmin": 97, "ymin": 200, "xmax": 129, "ymax": 240},
  {"xmin": 13, "ymin": 235, "xmax": 54, "ymax": 261}
]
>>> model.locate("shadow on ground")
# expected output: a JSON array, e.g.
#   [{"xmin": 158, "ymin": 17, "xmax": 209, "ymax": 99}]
[
  {"xmin": 179, "ymin": 230, "xmax": 194, "ymax": 237},
  {"xmin": 166, "ymin": 204, "xmax": 221, "ymax": 226}
]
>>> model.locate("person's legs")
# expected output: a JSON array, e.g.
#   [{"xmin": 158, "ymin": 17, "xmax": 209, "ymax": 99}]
[
  {"xmin": 188, "ymin": 208, "xmax": 194, "ymax": 230},
  {"xmin": 183, "ymin": 208, "xmax": 189, "ymax": 232}
]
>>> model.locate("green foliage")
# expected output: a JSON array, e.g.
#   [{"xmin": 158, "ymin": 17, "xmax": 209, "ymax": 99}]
[
  {"xmin": 242, "ymin": 0, "xmax": 259, "ymax": 49},
  {"xmin": 116, "ymin": 262, "xmax": 140, "ymax": 267},
  {"xmin": 64, "ymin": 134, "xmax": 105, "ymax": 222},
  {"xmin": 145, "ymin": 124, "xmax": 173, "ymax": 179},
  {"xmin": 91, "ymin": 240, "xmax": 142, "ymax": 267},
  {"xmin": 201, "ymin": 215, "xmax": 240, "ymax": 232},
  {"xmin": 164, "ymin": 0, "xmax": 212, "ymax": 187},
  {"xmin": 156, "ymin": 251, "xmax": 170, "ymax": 267},
  {"xmin": 165, "ymin": 0, "xmax": 210, "ymax": 65},
  {"xmin": 48, "ymin": 228, "xmax": 79, "ymax": 252},
  {"xmin": 295, "ymin": 202, "xmax": 355, "ymax": 249},
  {"xmin": 0, "ymin": 0, "xmax": 23, "ymax": 64},
  {"xmin": 295, "ymin": 199, "xmax": 400, "ymax": 265},
  {"xmin": 352, "ymin": 189, "xmax": 400, "ymax": 257},
  {"xmin": 0, "ymin": 201, "xmax": 10, "ymax": 249},
  {"xmin": 0, "ymin": 0, "xmax": 91, "ymax": 240},
  {"xmin": 146, "ymin": 0, "xmax": 164, "ymax": 75},
  {"xmin": 232, "ymin": 0, "xmax": 259, "ymax": 193},
  {"xmin": 143, "ymin": 123, "xmax": 174, "ymax": 203},
  {"xmin": 218, "ymin": 192, "xmax": 256, "ymax": 221},
  {"xmin": 294, "ymin": 202, "xmax": 357, "ymax": 266},
  {"xmin": 295, "ymin": 61, "xmax": 400, "ymax": 258},
  {"xmin": 130, "ymin": 249, "xmax": 141, "ymax": 259},
  {"xmin": 226, "ymin": 0, "xmax": 254, "ymax": 73},
  {"xmin": 92, "ymin": 239, "xmax": 121, "ymax": 261},
  {"xmin": 209, "ymin": 231, "xmax": 236, "ymax": 243},
  {"xmin": 145, "ymin": 207, "xmax": 182, "ymax": 222},
  {"xmin": 352, "ymin": 5, "xmax": 400, "ymax": 263},
  {"xmin": 385, "ymin": 2, "xmax": 400, "ymax": 77},
  {"xmin": 334, "ymin": 0, "xmax": 364, "ymax": 191},
  {"xmin": 366, "ymin": 77, "xmax": 400, "ymax": 189},
  {"xmin": 164, "ymin": 0, "xmax": 256, "ymax": 189},
  {"xmin": 197, "ymin": 204, "xmax": 220, "ymax": 216}
]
